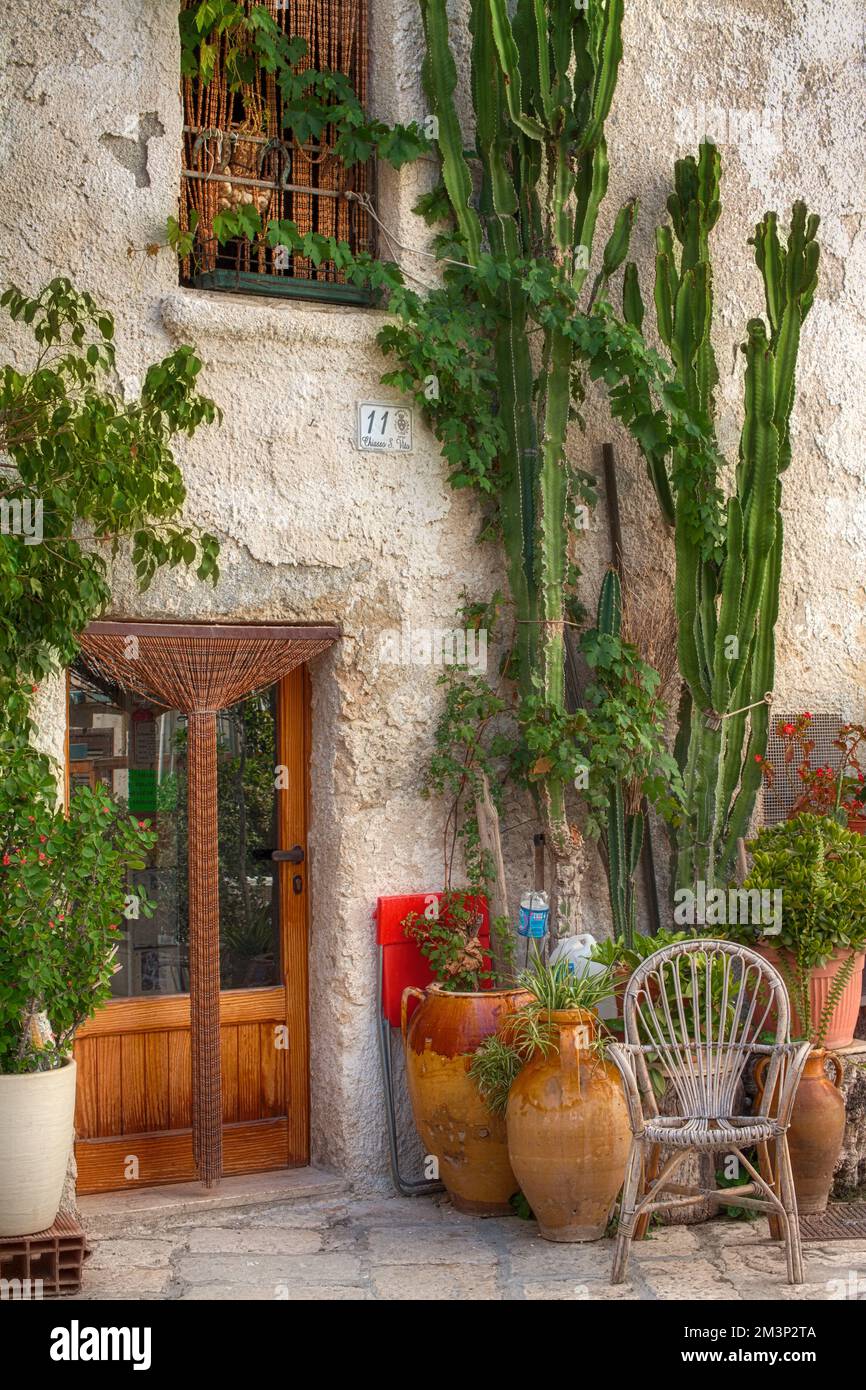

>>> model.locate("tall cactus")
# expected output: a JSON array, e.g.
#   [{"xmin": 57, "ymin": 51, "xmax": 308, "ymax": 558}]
[
  {"xmin": 417, "ymin": 0, "xmax": 629, "ymax": 935},
  {"xmin": 597, "ymin": 568, "xmax": 643, "ymax": 947},
  {"xmin": 627, "ymin": 142, "xmax": 820, "ymax": 890}
]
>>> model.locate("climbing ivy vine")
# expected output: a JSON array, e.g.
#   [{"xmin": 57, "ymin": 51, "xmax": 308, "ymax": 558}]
[{"xmin": 0, "ymin": 278, "xmax": 221, "ymax": 805}]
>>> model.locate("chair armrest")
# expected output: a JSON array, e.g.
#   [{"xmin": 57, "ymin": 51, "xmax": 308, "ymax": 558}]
[
  {"xmin": 607, "ymin": 1042, "xmax": 646, "ymax": 1137},
  {"xmin": 775, "ymin": 1041, "xmax": 814, "ymax": 1130}
]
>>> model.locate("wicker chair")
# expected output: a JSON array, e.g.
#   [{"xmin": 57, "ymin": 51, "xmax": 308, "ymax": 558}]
[{"xmin": 607, "ymin": 939, "xmax": 811, "ymax": 1285}]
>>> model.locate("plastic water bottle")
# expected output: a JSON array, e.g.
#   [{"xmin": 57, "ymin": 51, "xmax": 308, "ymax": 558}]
[{"xmin": 518, "ymin": 891, "xmax": 549, "ymax": 938}]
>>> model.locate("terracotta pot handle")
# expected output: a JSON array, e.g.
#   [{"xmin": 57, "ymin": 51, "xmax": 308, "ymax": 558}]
[
  {"xmin": 754, "ymin": 1055, "xmax": 770, "ymax": 1090},
  {"xmin": 401, "ymin": 986, "xmax": 426, "ymax": 1043},
  {"xmin": 825, "ymin": 1051, "xmax": 844, "ymax": 1089},
  {"xmin": 558, "ymin": 1020, "xmax": 590, "ymax": 1089}
]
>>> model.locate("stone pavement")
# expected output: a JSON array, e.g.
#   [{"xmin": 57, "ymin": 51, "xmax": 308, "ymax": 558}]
[{"xmin": 69, "ymin": 1191, "xmax": 866, "ymax": 1301}]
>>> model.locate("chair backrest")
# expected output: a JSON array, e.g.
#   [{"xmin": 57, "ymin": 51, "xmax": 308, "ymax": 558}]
[{"xmin": 623, "ymin": 939, "xmax": 790, "ymax": 1119}]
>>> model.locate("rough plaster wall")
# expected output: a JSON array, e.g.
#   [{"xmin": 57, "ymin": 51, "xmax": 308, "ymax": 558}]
[
  {"xmin": 0, "ymin": 1, "xmax": 864, "ymax": 1187},
  {"xmin": 600, "ymin": 0, "xmax": 866, "ymax": 726}
]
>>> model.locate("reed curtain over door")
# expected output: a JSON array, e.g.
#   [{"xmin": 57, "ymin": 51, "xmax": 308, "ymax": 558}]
[{"xmin": 78, "ymin": 622, "xmax": 338, "ymax": 1186}]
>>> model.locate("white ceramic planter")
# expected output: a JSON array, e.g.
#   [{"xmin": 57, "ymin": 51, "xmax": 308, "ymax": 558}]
[{"xmin": 0, "ymin": 1059, "xmax": 76, "ymax": 1236}]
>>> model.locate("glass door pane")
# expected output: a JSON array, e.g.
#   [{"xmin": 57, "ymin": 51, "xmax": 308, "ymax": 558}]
[
  {"xmin": 216, "ymin": 690, "xmax": 280, "ymax": 989},
  {"xmin": 68, "ymin": 668, "xmax": 281, "ymax": 996}
]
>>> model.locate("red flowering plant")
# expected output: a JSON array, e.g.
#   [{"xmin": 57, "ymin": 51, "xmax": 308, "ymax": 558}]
[
  {"xmin": 0, "ymin": 767, "xmax": 155, "ymax": 1073},
  {"xmin": 765, "ymin": 713, "xmax": 866, "ymax": 828}
]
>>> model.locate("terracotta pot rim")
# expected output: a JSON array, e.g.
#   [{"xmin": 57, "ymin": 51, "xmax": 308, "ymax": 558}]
[
  {"xmin": 754, "ymin": 942, "xmax": 866, "ymax": 965},
  {"xmin": 546, "ymin": 1007, "xmax": 598, "ymax": 1025},
  {"xmin": 425, "ymin": 983, "xmax": 529, "ymax": 1000}
]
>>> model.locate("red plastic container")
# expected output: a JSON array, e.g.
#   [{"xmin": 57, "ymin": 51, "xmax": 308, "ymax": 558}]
[{"xmin": 376, "ymin": 892, "xmax": 490, "ymax": 1028}]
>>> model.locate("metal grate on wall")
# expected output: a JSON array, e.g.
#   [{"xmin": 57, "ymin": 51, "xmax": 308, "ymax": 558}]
[
  {"xmin": 762, "ymin": 712, "xmax": 848, "ymax": 825},
  {"xmin": 178, "ymin": 0, "xmax": 373, "ymax": 304}
]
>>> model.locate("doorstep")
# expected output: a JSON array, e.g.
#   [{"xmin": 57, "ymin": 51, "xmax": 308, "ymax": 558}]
[{"xmin": 77, "ymin": 1167, "xmax": 347, "ymax": 1233}]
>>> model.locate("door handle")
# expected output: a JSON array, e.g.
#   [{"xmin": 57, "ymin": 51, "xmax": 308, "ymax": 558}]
[{"xmin": 271, "ymin": 845, "xmax": 305, "ymax": 864}]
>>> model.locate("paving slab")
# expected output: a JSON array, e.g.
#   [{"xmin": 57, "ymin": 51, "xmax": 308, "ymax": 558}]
[{"xmin": 68, "ymin": 1189, "xmax": 866, "ymax": 1301}]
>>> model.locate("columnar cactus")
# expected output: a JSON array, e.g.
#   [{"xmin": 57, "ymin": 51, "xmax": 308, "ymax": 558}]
[
  {"xmin": 628, "ymin": 142, "xmax": 820, "ymax": 890},
  {"xmin": 417, "ymin": 0, "xmax": 628, "ymax": 934},
  {"xmin": 596, "ymin": 567, "xmax": 643, "ymax": 947}
]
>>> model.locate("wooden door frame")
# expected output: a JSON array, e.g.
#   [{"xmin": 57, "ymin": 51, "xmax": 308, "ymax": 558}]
[
  {"xmin": 70, "ymin": 656, "xmax": 314, "ymax": 1189},
  {"xmin": 277, "ymin": 664, "xmax": 312, "ymax": 1162}
]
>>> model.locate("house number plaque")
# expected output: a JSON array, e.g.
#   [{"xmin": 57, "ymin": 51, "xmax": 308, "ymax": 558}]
[{"xmin": 356, "ymin": 402, "xmax": 413, "ymax": 453}]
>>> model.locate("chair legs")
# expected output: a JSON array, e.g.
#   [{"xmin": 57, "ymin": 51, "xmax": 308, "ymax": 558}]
[
  {"xmin": 611, "ymin": 1139, "xmax": 644, "ymax": 1284},
  {"xmin": 777, "ymin": 1134, "xmax": 805, "ymax": 1285},
  {"xmin": 611, "ymin": 1137, "xmax": 805, "ymax": 1288}
]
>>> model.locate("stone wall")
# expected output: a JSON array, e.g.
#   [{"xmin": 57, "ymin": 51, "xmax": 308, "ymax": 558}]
[{"xmin": 0, "ymin": 0, "xmax": 864, "ymax": 1188}]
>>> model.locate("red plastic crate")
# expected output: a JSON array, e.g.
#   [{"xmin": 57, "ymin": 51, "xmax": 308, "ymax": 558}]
[{"xmin": 376, "ymin": 892, "xmax": 490, "ymax": 1028}]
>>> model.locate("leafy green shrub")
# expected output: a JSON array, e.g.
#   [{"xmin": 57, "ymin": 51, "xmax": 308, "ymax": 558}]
[
  {"xmin": 725, "ymin": 813, "xmax": 866, "ymax": 1044},
  {"xmin": 0, "ymin": 781, "xmax": 155, "ymax": 1073},
  {"xmin": 728, "ymin": 813, "xmax": 866, "ymax": 966},
  {"xmin": 590, "ymin": 928, "xmax": 689, "ymax": 971}
]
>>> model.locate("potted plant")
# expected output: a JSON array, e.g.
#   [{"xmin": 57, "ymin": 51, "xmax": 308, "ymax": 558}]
[
  {"xmin": 0, "ymin": 773, "xmax": 155, "ymax": 1236},
  {"xmin": 591, "ymin": 929, "xmax": 689, "ymax": 1018},
  {"xmin": 469, "ymin": 954, "xmax": 629, "ymax": 1241},
  {"xmin": 401, "ymin": 891, "xmax": 529, "ymax": 1215},
  {"xmin": 768, "ymin": 714, "xmax": 866, "ymax": 832},
  {"xmin": 727, "ymin": 813, "xmax": 864, "ymax": 1212},
  {"xmin": 727, "ymin": 813, "xmax": 866, "ymax": 1048}
]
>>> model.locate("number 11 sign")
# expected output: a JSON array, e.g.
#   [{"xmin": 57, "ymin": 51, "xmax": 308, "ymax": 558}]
[{"xmin": 356, "ymin": 402, "xmax": 413, "ymax": 453}]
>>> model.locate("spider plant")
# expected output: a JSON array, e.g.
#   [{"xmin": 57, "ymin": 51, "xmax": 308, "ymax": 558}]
[
  {"xmin": 516, "ymin": 950, "xmax": 617, "ymax": 1014},
  {"xmin": 469, "ymin": 951, "xmax": 617, "ymax": 1113}
]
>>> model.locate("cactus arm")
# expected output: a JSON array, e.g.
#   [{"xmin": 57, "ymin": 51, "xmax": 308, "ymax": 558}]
[
  {"xmin": 622, "ymin": 261, "xmax": 644, "ymax": 330},
  {"xmin": 717, "ymin": 518, "xmax": 782, "ymax": 876},
  {"xmin": 654, "ymin": 247, "xmax": 675, "ymax": 349},
  {"xmin": 752, "ymin": 210, "xmax": 782, "ymax": 337},
  {"xmin": 674, "ymin": 487, "xmax": 712, "ymax": 709},
  {"xmin": 597, "ymin": 564, "xmax": 622, "ymax": 634},
  {"xmin": 772, "ymin": 300, "xmax": 801, "ymax": 474},
  {"xmin": 469, "ymin": 0, "xmax": 538, "ymax": 678},
  {"xmin": 597, "ymin": 569, "xmax": 637, "ymax": 949},
  {"xmin": 536, "ymin": 329, "xmax": 572, "ymax": 710},
  {"xmin": 578, "ymin": 0, "xmax": 625, "ymax": 152},
  {"xmin": 606, "ymin": 781, "xmax": 628, "ymax": 941},
  {"xmin": 626, "ymin": 809, "xmax": 644, "ymax": 946},
  {"xmin": 531, "ymin": 0, "xmax": 555, "ymax": 124},
  {"xmin": 711, "ymin": 495, "xmax": 743, "ymax": 714},
  {"xmin": 573, "ymin": 137, "xmax": 610, "ymax": 292},
  {"xmin": 696, "ymin": 561, "xmax": 718, "ymax": 697},
  {"xmin": 487, "ymin": 0, "xmax": 545, "ymax": 139},
  {"xmin": 510, "ymin": 1, "xmax": 543, "ymax": 255},
  {"xmin": 728, "ymin": 321, "xmax": 779, "ymax": 695},
  {"xmin": 602, "ymin": 198, "xmax": 638, "ymax": 280},
  {"xmin": 419, "ymin": 0, "xmax": 483, "ymax": 264}
]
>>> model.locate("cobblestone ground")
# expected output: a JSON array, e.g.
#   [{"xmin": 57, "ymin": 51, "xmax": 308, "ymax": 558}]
[{"xmin": 69, "ymin": 1194, "xmax": 866, "ymax": 1301}]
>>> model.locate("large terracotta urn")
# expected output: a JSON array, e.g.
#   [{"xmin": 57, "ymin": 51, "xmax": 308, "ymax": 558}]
[
  {"xmin": 402, "ymin": 984, "xmax": 531, "ymax": 1215},
  {"xmin": 756, "ymin": 1049, "xmax": 846, "ymax": 1214},
  {"xmin": 753, "ymin": 944, "xmax": 865, "ymax": 1049},
  {"xmin": 506, "ymin": 1008, "xmax": 630, "ymax": 1241}
]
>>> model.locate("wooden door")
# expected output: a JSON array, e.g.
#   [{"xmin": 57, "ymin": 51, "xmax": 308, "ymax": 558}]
[{"xmin": 72, "ymin": 668, "xmax": 311, "ymax": 1193}]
